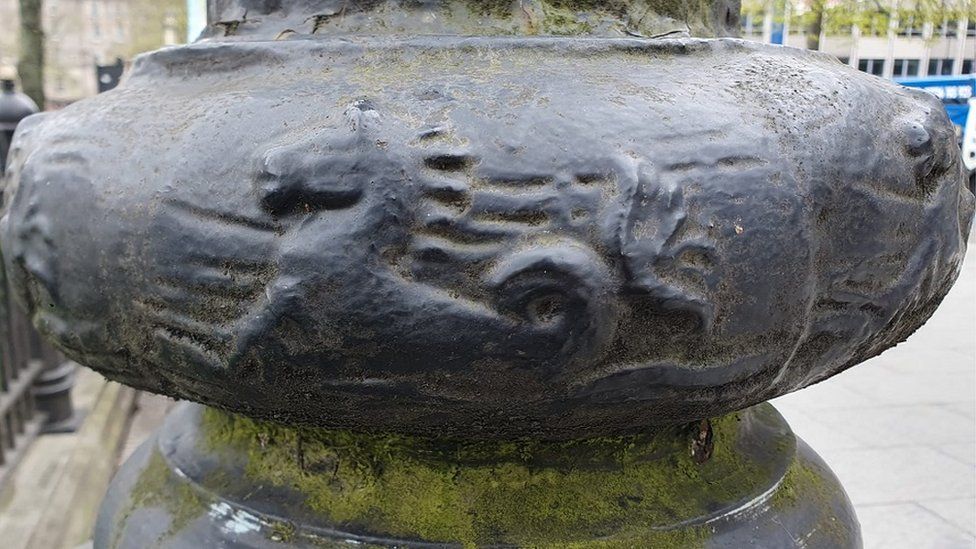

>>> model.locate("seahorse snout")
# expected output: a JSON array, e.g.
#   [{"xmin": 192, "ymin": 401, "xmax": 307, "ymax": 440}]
[{"xmin": 902, "ymin": 92, "xmax": 958, "ymax": 185}]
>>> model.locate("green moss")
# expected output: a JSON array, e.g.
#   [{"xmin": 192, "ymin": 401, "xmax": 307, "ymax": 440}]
[
  {"xmin": 110, "ymin": 451, "xmax": 208, "ymax": 548},
  {"xmin": 771, "ymin": 452, "xmax": 858, "ymax": 546},
  {"xmin": 772, "ymin": 459, "xmax": 820, "ymax": 509},
  {"xmin": 464, "ymin": 0, "xmax": 516, "ymax": 17},
  {"xmin": 340, "ymin": 0, "xmax": 725, "ymax": 38},
  {"xmin": 200, "ymin": 409, "xmax": 773, "ymax": 547},
  {"xmin": 267, "ymin": 520, "xmax": 298, "ymax": 543},
  {"xmin": 540, "ymin": 3, "xmax": 594, "ymax": 35}
]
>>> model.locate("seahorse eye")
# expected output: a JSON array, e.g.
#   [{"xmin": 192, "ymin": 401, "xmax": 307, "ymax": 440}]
[
  {"xmin": 257, "ymin": 146, "xmax": 365, "ymax": 216},
  {"xmin": 901, "ymin": 97, "xmax": 957, "ymax": 188}
]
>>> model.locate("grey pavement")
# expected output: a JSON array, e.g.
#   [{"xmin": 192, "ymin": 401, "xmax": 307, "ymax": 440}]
[{"xmin": 773, "ymin": 234, "xmax": 976, "ymax": 549}]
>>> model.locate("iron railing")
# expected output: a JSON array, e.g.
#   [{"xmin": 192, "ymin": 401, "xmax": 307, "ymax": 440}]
[
  {"xmin": 0, "ymin": 79, "xmax": 76, "ymax": 489},
  {"xmin": 0, "ymin": 278, "xmax": 48, "ymax": 486}
]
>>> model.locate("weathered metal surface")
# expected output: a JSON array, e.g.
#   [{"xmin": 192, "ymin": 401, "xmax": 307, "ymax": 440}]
[
  {"xmin": 95, "ymin": 401, "xmax": 861, "ymax": 548},
  {"xmin": 201, "ymin": 0, "xmax": 741, "ymax": 39},
  {"xmin": 0, "ymin": 31, "xmax": 972, "ymax": 439}
]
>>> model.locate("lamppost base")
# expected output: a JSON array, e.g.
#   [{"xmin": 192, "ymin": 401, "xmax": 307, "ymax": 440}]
[
  {"xmin": 95, "ymin": 402, "xmax": 861, "ymax": 548},
  {"xmin": 34, "ymin": 361, "xmax": 79, "ymax": 434}
]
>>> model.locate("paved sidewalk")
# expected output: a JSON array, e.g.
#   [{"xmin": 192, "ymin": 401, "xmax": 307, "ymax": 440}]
[
  {"xmin": 0, "ymin": 370, "xmax": 136, "ymax": 549},
  {"xmin": 774, "ymin": 242, "xmax": 976, "ymax": 549}
]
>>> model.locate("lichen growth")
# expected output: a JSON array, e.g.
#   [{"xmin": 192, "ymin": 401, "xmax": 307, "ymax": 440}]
[
  {"xmin": 200, "ymin": 408, "xmax": 773, "ymax": 547},
  {"xmin": 110, "ymin": 451, "xmax": 208, "ymax": 549},
  {"xmin": 267, "ymin": 520, "xmax": 298, "ymax": 543}
]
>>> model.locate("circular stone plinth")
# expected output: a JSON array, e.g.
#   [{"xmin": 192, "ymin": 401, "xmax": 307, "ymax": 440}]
[{"xmin": 95, "ymin": 402, "xmax": 861, "ymax": 548}]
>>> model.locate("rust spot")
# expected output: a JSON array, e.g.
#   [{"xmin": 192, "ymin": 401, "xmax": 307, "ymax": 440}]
[{"xmin": 690, "ymin": 419, "xmax": 713, "ymax": 464}]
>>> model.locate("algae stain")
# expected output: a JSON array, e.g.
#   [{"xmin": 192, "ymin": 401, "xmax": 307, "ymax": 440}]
[
  {"xmin": 771, "ymin": 451, "xmax": 858, "ymax": 546},
  {"xmin": 199, "ymin": 408, "xmax": 771, "ymax": 547},
  {"xmin": 110, "ymin": 451, "xmax": 208, "ymax": 549}
]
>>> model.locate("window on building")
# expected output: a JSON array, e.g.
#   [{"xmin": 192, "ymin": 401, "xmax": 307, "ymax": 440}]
[
  {"xmin": 893, "ymin": 59, "xmax": 905, "ymax": 76},
  {"xmin": 941, "ymin": 21, "xmax": 958, "ymax": 38},
  {"xmin": 838, "ymin": 57, "xmax": 850, "ymax": 66},
  {"xmin": 928, "ymin": 59, "xmax": 955, "ymax": 76},
  {"xmin": 893, "ymin": 59, "xmax": 921, "ymax": 78},
  {"xmin": 963, "ymin": 60, "xmax": 974, "ymax": 74},
  {"xmin": 898, "ymin": 16, "xmax": 925, "ymax": 37},
  {"xmin": 907, "ymin": 59, "xmax": 920, "ymax": 76},
  {"xmin": 858, "ymin": 59, "xmax": 885, "ymax": 76}
]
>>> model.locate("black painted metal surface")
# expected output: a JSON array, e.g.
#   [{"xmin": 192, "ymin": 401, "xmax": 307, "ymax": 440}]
[
  {"xmin": 0, "ymin": 79, "xmax": 39, "ymax": 176},
  {"xmin": 95, "ymin": 402, "xmax": 861, "ymax": 548},
  {"xmin": 201, "ymin": 0, "xmax": 742, "ymax": 39},
  {"xmin": 5, "ymin": 1, "xmax": 967, "ymax": 546},
  {"xmin": 0, "ymin": 30, "xmax": 972, "ymax": 439}
]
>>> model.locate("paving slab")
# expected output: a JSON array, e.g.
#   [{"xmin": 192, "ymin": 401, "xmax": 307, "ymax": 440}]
[
  {"xmin": 936, "ymin": 443, "xmax": 976, "ymax": 467},
  {"xmin": 856, "ymin": 503, "xmax": 974, "ymax": 549},
  {"xmin": 920, "ymin": 498, "xmax": 976, "ymax": 536},
  {"xmin": 825, "ymin": 446, "xmax": 975, "ymax": 504},
  {"xmin": 0, "ymin": 370, "xmax": 136, "ymax": 549}
]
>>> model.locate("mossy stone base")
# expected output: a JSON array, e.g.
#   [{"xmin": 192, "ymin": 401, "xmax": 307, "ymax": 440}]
[{"xmin": 95, "ymin": 403, "xmax": 861, "ymax": 548}]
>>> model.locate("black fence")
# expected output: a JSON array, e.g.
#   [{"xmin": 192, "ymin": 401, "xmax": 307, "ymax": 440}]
[{"xmin": 0, "ymin": 284, "xmax": 48, "ymax": 485}]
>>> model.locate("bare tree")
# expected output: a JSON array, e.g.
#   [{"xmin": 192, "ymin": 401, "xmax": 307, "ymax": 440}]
[
  {"xmin": 18, "ymin": 0, "xmax": 44, "ymax": 109},
  {"xmin": 805, "ymin": 0, "xmax": 826, "ymax": 50}
]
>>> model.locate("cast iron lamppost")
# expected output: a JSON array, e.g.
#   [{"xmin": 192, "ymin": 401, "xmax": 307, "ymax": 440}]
[
  {"xmin": 0, "ymin": 78, "xmax": 37, "ymax": 176},
  {"xmin": 1, "ymin": 1, "xmax": 973, "ymax": 547}
]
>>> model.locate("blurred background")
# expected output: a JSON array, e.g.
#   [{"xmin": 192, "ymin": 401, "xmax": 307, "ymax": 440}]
[
  {"xmin": 743, "ymin": 0, "xmax": 973, "ymax": 76},
  {"xmin": 0, "ymin": 1, "xmax": 972, "ymax": 548},
  {"xmin": 0, "ymin": 0, "xmax": 197, "ymax": 107}
]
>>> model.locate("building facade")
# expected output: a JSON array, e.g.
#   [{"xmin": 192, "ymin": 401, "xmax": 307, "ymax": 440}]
[
  {"xmin": 0, "ymin": 0, "xmax": 186, "ymax": 106},
  {"xmin": 742, "ymin": 1, "xmax": 974, "ymax": 79}
]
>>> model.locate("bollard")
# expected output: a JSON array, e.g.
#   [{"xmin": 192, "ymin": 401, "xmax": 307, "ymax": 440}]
[{"xmin": 1, "ymin": 2, "xmax": 973, "ymax": 547}]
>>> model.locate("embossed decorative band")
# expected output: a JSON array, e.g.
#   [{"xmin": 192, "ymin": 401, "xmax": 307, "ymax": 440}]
[{"xmin": 2, "ymin": 36, "xmax": 971, "ymax": 439}]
